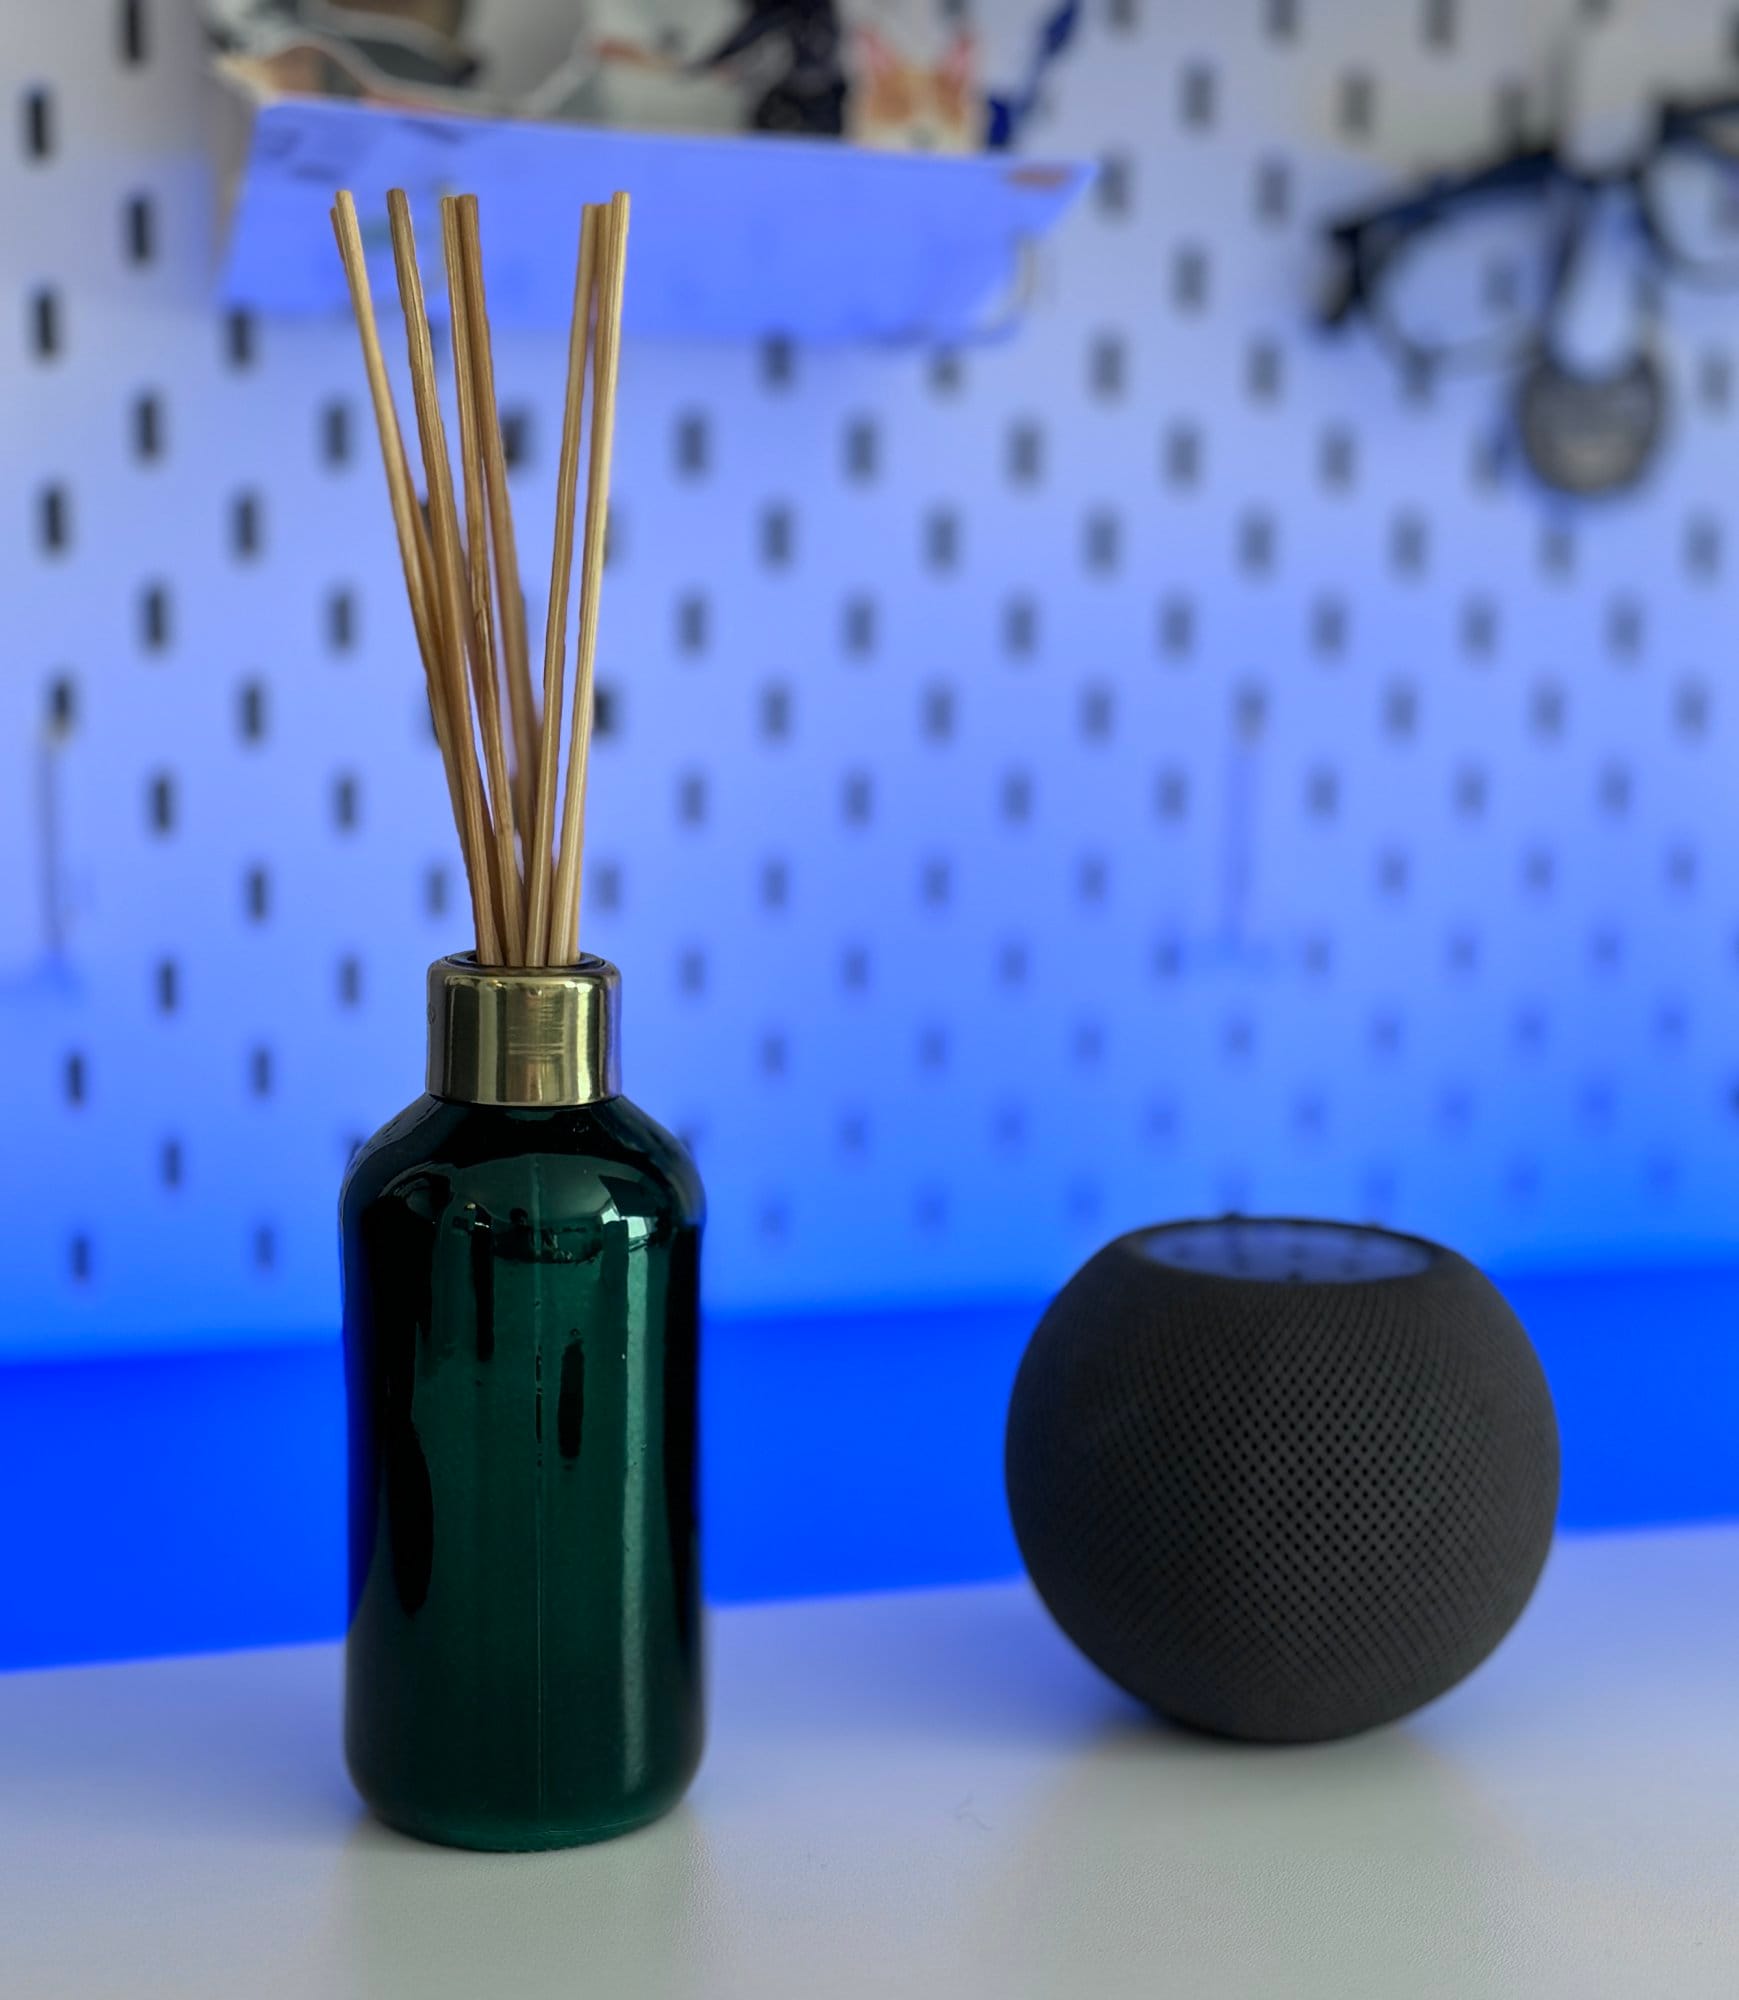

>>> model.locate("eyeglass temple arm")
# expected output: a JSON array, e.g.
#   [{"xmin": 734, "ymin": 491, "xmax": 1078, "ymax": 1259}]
[
  {"xmin": 1320, "ymin": 144, "xmax": 1560, "ymax": 330},
  {"xmin": 1658, "ymin": 91, "xmax": 1739, "ymax": 145}
]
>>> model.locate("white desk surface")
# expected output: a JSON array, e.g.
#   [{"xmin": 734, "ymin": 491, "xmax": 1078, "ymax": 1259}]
[{"xmin": 3, "ymin": 1525, "xmax": 1736, "ymax": 2000}]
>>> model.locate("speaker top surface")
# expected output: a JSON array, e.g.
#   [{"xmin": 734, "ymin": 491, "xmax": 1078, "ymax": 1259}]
[{"xmin": 1133, "ymin": 1216, "xmax": 1435, "ymax": 1284}]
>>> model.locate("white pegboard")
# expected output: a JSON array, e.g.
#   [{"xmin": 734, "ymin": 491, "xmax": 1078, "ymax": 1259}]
[{"xmin": 8, "ymin": 0, "xmax": 1739, "ymax": 1354}]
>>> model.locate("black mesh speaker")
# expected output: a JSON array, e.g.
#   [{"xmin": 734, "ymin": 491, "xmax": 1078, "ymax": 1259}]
[{"xmin": 1005, "ymin": 1219, "xmax": 1560, "ymax": 1743}]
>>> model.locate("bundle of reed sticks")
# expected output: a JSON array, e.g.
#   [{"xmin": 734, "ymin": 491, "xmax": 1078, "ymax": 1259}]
[{"xmin": 330, "ymin": 185, "xmax": 629, "ymax": 968}]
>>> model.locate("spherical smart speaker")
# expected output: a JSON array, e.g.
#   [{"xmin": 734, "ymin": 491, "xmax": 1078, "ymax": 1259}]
[{"xmin": 1005, "ymin": 1218, "xmax": 1560, "ymax": 1743}]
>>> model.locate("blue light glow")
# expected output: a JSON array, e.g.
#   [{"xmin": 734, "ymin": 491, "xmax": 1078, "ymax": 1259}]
[{"xmin": 3, "ymin": 1275, "xmax": 1731, "ymax": 1673}]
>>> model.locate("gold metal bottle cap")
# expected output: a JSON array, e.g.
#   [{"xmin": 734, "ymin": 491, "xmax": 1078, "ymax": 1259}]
[{"xmin": 427, "ymin": 954, "xmax": 622, "ymax": 1107}]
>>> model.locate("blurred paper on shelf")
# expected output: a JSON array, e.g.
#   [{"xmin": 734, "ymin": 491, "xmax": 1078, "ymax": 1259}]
[
  {"xmin": 199, "ymin": 1, "xmax": 1080, "ymax": 151},
  {"xmin": 201, "ymin": 0, "xmax": 487, "ymax": 107},
  {"xmin": 844, "ymin": 2, "xmax": 979, "ymax": 153},
  {"xmin": 527, "ymin": 1, "xmax": 768, "ymax": 138}
]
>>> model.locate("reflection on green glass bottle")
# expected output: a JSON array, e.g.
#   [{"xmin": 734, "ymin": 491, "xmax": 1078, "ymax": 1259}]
[{"xmin": 339, "ymin": 956, "xmax": 704, "ymax": 1851}]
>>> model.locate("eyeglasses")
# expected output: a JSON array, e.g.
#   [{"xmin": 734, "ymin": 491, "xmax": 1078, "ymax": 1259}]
[{"xmin": 1322, "ymin": 92, "xmax": 1739, "ymax": 376}]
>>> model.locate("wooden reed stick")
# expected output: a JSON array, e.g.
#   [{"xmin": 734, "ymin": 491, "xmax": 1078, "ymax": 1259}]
[
  {"xmin": 522, "ymin": 203, "xmax": 602, "ymax": 967},
  {"xmin": 454, "ymin": 195, "xmax": 539, "ymax": 844},
  {"xmin": 331, "ymin": 194, "xmax": 471, "ymax": 861},
  {"xmin": 398, "ymin": 450, "xmax": 440, "ymax": 661},
  {"xmin": 336, "ymin": 187, "xmax": 633, "ymax": 971},
  {"xmin": 442, "ymin": 196, "xmax": 525, "ymax": 964},
  {"xmin": 384, "ymin": 188, "xmax": 502, "ymax": 966},
  {"xmin": 550, "ymin": 192, "xmax": 631, "ymax": 968}
]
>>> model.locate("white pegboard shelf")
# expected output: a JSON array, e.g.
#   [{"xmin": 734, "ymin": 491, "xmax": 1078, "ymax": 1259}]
[{"xmin": 216, "ymin": 77, "xmax": 1093, "ymax": 344}]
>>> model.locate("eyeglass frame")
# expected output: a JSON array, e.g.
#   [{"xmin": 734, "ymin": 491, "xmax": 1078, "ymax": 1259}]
[{"xmin": 1321, "ymin": 91, "xmax": 1739, "ymax": 376}]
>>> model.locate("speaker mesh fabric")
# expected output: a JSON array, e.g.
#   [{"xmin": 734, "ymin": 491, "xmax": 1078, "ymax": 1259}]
[{"xmin": 1005, "ymin": 1222, "xmax": 1560, "ymax": 1742}]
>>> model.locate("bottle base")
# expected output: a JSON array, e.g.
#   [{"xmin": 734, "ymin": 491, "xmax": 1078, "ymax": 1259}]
[{"xmin": 363, "ymin": 1787, "xmax": 690, "ymax": 1853}]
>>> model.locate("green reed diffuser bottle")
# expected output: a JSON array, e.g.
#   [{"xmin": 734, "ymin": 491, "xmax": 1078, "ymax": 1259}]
[
  {"xmin": 331, "ymin": 179, "xmax": 685, "ymax": 1847},
  {"xmin": 341, "ymin": 955, "xmax": 705, "ymax": 1850}
]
